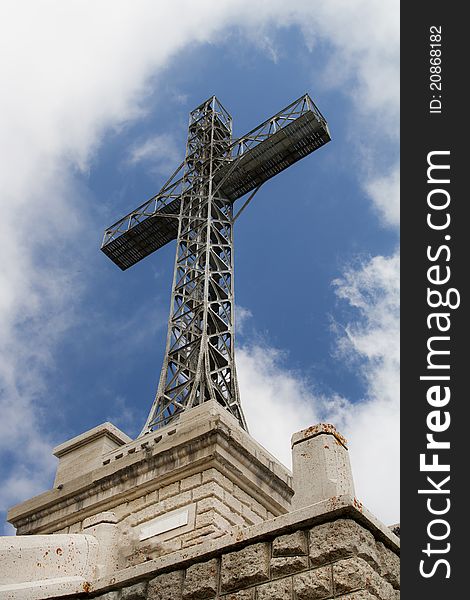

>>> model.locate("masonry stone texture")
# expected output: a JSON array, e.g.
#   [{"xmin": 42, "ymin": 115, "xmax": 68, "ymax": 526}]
[
  {"xmin": 1, "ymin": 402, "xmax": 399, "ymax": 599},
  {"xmin": 83, "ymin": 519, "xmax": 399, "ymax": 600}
]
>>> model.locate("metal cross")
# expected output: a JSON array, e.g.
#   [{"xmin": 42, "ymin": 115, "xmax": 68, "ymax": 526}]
[{"xmin": 101, "ymin": 94, "xmax": 330, "ymax": 435}]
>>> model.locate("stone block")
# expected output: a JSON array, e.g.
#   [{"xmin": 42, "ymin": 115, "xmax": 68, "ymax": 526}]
[
  {"xmin": 181, "ymin": 473, "xmax": 202, "ymax": 491},
  {"xmin": 256, "ymin": 577, "xmax": 292, "ymax": 599},
  {"xmin": 222, "ymin": 491, "xmax": 244, "ymax": 516},
  {"xmin": 333, "ymin": 557, "xmax": 394, "ymax": 599},
  {"xmin": 232, "ymin": 485, "xmax": 254, "ymax": 508},
  {"xmin": 196, "ymin": 509, "xmax": 231, "ymax": 531},
  {"xmin": 250, "ymin": 503, "xmax": 268, "ymax": 520},
  {"xmin": 53, "ymin": 422, "xmax": 131, "ymax": 486},
  {"xmin": 95, "ymin": 593, "xmax": 120, "ymax": 600},
  {"xmin": 336, "ymin": 593, "xmax": 377, "ymax": 600},
  {"xmin": 272, "ymin": 530, "xmax": 307, "ymax": 556},
  {"xmin": 196, "ymin": 497, "xmax": 245, "ymax": 527},
  {"xmin": 148, "ymin": 570, "xmax": 184, "ymax": 600},
  {"xmin": 220, "ymin": 542, "xmax": 270, "ymax": 592},
  {"xmin": 121, "ymin": 582, "xmax": 147, "ymax": 599},
  {"xmin": 376, "ymin": 541, "xmax": 400, "ymax": 589},
  {"xmin": 222, "ymin": 591, "xmax": 254, "ymax": 600},
  {"xmin": 180, "ymin": 525, "xmax": 216, "ymax": 548},
  {"xmin": 271, "ymin": 555, "xmax": 308, "ymax": 578},
  {"xmin": 241, "ymin": 504, "xmax": 263, "ymax": 525},
  {"xmin": 293, "ymin": 566, "xmax": 333, "ymax": 600},
  {"xmin": 160, "ymin": 482, "xmax": 180, "ymax": 500},
  {"xmin": 182, "ymin": 558, "xmax": 218, "ymax": 599},
  {"xmin": 192, "ymin": 481, "xmax": 225, "ymax": 502},
  {"xmin": 291, "ymin": 423, "xmax": 354, "ymax": 509},
  {"xmin": 309, "ymin": 519, "xmax": 380, "ymax": 569},
  {"xmin": 202, "ymin": 468, "xmax": 234, "ymax": 492}
]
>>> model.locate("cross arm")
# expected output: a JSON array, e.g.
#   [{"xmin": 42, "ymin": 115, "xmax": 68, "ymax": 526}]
[
  {"xmin": 101, "ymin": 93, "xmax": 330, "ymax": 271},
  {"xmin": 100, "ymin": 157, "xmax": 188, "ymax": 270},
  {"xmin": 213, "ymin": 93, "xmax": 331, "ymax": 201}
]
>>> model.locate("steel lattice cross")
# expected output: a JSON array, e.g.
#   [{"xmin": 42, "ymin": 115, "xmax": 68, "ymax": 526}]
[{"xmin": 101, "ymin": 94, "xmax": 331, "ymax": 436}]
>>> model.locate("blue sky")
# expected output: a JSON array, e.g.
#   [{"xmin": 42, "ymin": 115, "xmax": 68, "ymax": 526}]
[{"xmin": 0, "ymin": 1, "xmax": 399, "ymax": 532}]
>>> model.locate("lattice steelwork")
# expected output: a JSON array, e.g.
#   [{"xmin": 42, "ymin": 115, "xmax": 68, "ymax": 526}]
[{"xmin": 101, "ymin": 94, "xmax": 331, "ymax": 435}]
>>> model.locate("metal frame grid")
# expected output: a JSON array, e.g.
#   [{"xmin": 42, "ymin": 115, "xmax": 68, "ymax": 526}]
[
  {"xmin": 141, "ymin": 97, "xmax": 246, "ymax": 433},
  {"xmin": 101, "ymin": 94, "xmax": 328, "ymax": 258},
  {"xmin": 101, "ymin": 93, "xmax": 331, "ymax": 435}
]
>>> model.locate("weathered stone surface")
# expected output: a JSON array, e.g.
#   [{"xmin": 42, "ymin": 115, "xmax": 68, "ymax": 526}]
[
  {"xmin": 309, "ymin": 519, "xmax": 380, "ymax": 569},
  {"xmin": 9, "ymin": 400, "xmax": 292, "ymax": 537},
  {"xmin": 121, "ymin": 581, "xmax": 147, "ymax": 599},
  {"xmin": 192, "ymin": 481, "xmax": 225, "ymax": 502},
  {"xmin": 376, "ymin": 541, "xmax": 400, "ymax": 588},
  {"xmin": 222, "ymin": 591, "xmax": 253, "ymax": 600},
  {"xmin": 256, "ymin": 577, "xmax": 292, "ymax": 599},
  {"xmin": 334, "ymin": 557, "xmax": 394, "ymax": 599},
  {"xmin": 196, "ymin": 497, "xmax": 245, "ymax": 527},
  {"xmin": 182, "ymin": 558, "xmax": 218, "ymax": 599},
  {"xmin": 148, "ymin": 570, "xmax": 184, "ymax": 600},
  {"xmin": 241, "ymin": 504, "xmax": 263, "ymax": 525},
  {"xmin": 181, "ymin": 473, "xmax": 202, "ymax": 491},
  {"xmin": 270, "ymin": 555, "xmax": 308, "ymax": 578},
  {"xmin": 196, "ymin": 509, "xmax": 231, "ymax": 531},
  {"xmin": 293, "ymin": 566, "xmax": 332, "ymax": 600},
  {"xmin": 291, "ymin": 424, "xmax": 354, "ymax": 509},
  {"xmin": 336, "ymin": 593, "xmax": 377, "ymax": 600},
  {"xmin": 220, "ymin": 542, "xmax": 270, "ymax": 592},
  {"xmin": 95, "ymin": 592, "xmax": 120, "ymax": 600},
  {"xmin": 272, "ymin": 530, "xmax": 307, "ymax": 556}
]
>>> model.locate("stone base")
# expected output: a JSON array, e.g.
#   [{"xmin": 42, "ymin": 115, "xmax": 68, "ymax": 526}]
[
  {"xmin": 5, "ymin": 412, "xmax": 400, "ymax": 599},
  {"xmin": 7, "ymin": 401, "xmax": 293, "ymax": 568},
  {"xmin": 87, "ymin": 497, "xmax": 401, "ymax": 600}
]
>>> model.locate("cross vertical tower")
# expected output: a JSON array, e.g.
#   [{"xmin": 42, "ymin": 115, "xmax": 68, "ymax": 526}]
[
  {"xmin": 101, "ymin": 94, "xmax": 331, "ymax": 436},
  {"xmin": 146, "ymin": 97, "xmax": 244, "ymax": 432}
]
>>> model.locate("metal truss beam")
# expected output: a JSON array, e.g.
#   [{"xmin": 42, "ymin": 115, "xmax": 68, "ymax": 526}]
[
  {"xmin": 101, "ymin": 93, "xmax": 331, "ymax": 435},
  {"xmin": 101, "ymin": 94, "xmax": 330, "ymax": 271}
]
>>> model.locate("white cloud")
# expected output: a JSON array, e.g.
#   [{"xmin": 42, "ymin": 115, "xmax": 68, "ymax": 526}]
[
  {"xmin": 235, "ymin": 304, "xmax": 253, "ymax": 335},
  {"xmin": 238, "ymin": 345, "xmax": 320, "ymax": 466},
  {"xmin": 0, "ymin": 0, "xmax": 398, "ymax": 529},
  {"xmin": 127, "ymin": 133, "xmax": 181, "ymax": 175},
  {"xmin": 239, "ymin": 251, "xmax": 400, "ymax": 525},
  {"xmin": 106, "ymin": 395, "xmax": 143, "ymax": 438},
  {"xmin": 366, "ymin": 167, "xmax": 400, "ymax": 227},
  {"xmin": 331, "ymin": 252, "xmax": 400, "ymax": 523}
]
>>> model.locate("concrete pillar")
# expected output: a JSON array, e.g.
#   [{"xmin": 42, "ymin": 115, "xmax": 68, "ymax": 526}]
[
  {"xmin": 291, "ymin": 423, "xmax": 355, "ymax": 510},
  {"xmin": 83, "ymin": 511, "xmax": 120, "ymax": 577}
]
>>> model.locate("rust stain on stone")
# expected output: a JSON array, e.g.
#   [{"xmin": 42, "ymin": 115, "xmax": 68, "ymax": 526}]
[
  {"xmin": 300, "ymin": 423, "xmax": 348, "ymax": 447},
  {"xmin": 82, "ymin": 581, "xmax": 91, "ymax": 593},
  {"xmin": 353, "ymin": 497, "xmax": 364, "ymax": 512}
]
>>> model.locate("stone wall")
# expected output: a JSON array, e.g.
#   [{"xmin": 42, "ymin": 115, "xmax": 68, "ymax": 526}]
[
  {"xmin": 116, "ymin": 468, "xmax": 276, "ymax": 568},
  {"xmin": 3, "ymin": 411, "xmax": 400, "ymax": 600},
  {"xmin": 87, "ymin": 516, "xmax": 399, "ymax": 600},
  {"xmin": 8, "ymin": 402, "xmax": 292, "ymax": 563}
]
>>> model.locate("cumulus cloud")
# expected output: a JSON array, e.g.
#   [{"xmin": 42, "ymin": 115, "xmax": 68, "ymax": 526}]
[
  {"xmin": 239, "ymin": 251, "xmax": 400, "ymax": 524},
  {"xmin": 0, "ymin": 0, "xmax": 398, "ymax": 529},
  {"xmin": 330, "ymin": 251, "xmax": 400, "ymax": 523},
  {"xmin": 366, "ymin": 167, "xmax": 400, "ymax": 227},
  {"xmin": 127, "ymin": 133, "xmax": 181, "ymax": 175},
  {"xmin": 235, "ymin": 305, "xmax": 253, "ymax": 335}
]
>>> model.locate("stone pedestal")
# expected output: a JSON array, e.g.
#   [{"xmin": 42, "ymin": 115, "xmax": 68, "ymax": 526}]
[
  {"xmin": 291, "ymin": 423, "xmax": 355, "ymax": 510},
  {"xmin": 3, "ymin": 416, "xmax": 400, "ymax": 599},
  {"xmin": 53, "ymin": 422, "xmax": 132, "ymax": 487},
  {"xmin": 8, "ymin": 401, "xmax": 293, "ymax": 568}
]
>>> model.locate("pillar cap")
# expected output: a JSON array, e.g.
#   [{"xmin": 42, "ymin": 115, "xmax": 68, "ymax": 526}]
[
  {"xmin": 53, "ymin": 422, "xmax": 131, "ymax": 458},
  {"xmin": 291, "ymin": 423, "xmax": 348, "ymax": 449}
]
